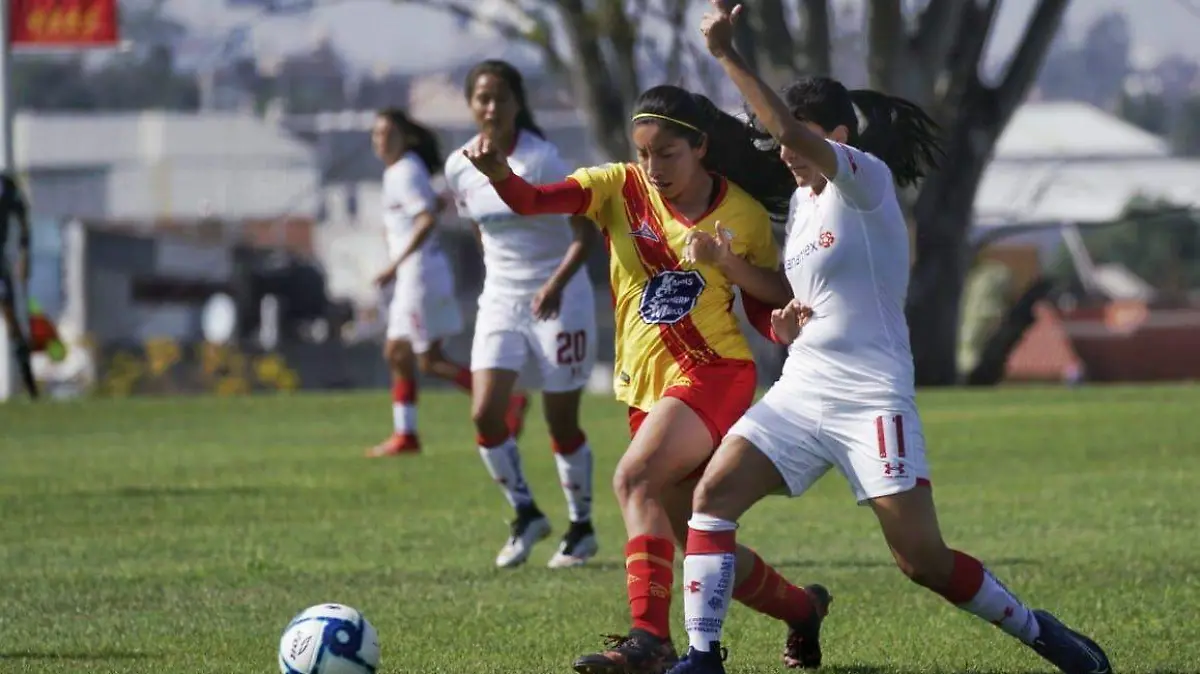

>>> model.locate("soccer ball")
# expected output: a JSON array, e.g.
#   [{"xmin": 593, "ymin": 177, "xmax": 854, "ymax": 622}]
[{"xmin": 278, "ymin": 603, "xmax": 380, "ymax": 674}]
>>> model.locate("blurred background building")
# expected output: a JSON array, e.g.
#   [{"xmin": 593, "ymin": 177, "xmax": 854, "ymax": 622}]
[{"xmin": 6, "ymin": 0, "xmax": 1200, "ymax": 399}]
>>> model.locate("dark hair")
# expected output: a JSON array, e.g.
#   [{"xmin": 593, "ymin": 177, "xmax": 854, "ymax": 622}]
[
  {"xmin": 377, "ymin": 107, "xmax": 442, "ymax": 176},
  {"xmin": 632, "ymin": 84, "xmax": 795, "ymax": 217},
  {"xmin": 771, "ymin": 76, "xmax": 942, "ymax": 187},
  {"xmin": 464, "ymin": 59, "xmax": 546, "ymax": 139}
]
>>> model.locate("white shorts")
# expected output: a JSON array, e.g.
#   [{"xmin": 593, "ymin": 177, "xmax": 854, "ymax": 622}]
[
  {"xmin": 383, "ymin": 266, "xmax": 463, "ymax": 353},
  {"xmin": 728, "ymin": 385, "xmax": 930, "ymax": 504},
  {"xmin": 470, "ymin": 275, "xmax": 596, "ymax": 393}
]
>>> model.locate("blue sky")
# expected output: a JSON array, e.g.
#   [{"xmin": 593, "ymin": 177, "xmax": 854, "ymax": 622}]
[{"xmin": 161, "ymin": 0, "xmax": 1200, "ymax": 74}]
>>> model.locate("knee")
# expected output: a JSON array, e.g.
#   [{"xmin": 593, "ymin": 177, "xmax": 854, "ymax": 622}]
[
  {"xmin": 471, "ymin": 395, "xmax": 508, "ymax": 437},
  {"xmin": 691, "ymin": 476, "xmax": 728, "ymax": 519},
  {"xmin": 612, "ymin": 458, "xmax": 658, "ymax": 507},
  {"xmin": 415, "ymin": 353, "xmax": 436, "ymax": 376}
]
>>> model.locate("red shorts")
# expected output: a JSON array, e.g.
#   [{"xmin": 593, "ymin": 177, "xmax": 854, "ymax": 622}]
[{"xmin": 626, "ymin": 358, "xmax": 758, "ymax": 447}]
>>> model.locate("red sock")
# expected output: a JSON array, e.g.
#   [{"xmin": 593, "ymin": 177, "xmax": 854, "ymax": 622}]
[
  {"xmin": 451, "ymin": 365, "xmax": 472, "ymax": 393},
  {"xmin": 939, "ymin": 550, "xmax": 985, "ymax": 604},
  {"xmin": 392, "ymin": 378, "xmax": 416, "ymax": 404},
  {"xmin": 626, "ymin": 535, "xmax": 674, "ymax": 639},
  {"xmin": 733, "ymin": 548, "xmax": 813, "ymax": 624},
  {"xmin": 550, "ymin": 431, "xmax": 586, "ymax": 455}
]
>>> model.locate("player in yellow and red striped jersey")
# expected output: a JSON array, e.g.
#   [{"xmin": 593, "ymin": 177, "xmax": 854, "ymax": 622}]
[{"xmin": 462, "ymin": 84, "xmax": 829, "ymax": 674}]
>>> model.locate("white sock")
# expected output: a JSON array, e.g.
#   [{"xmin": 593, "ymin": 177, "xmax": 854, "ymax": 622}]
[
  {"xmin": 683, "ymin": 513, "xmax": 739, "ymax": 652},
  {"xmin": 553, "ymin": 442, "xmax": 593, "ymax": 522},
  {"xmin": 478, "ymin": 437, "xmax": 534, "ymax": 509},
  {"xmin": 960, "ymin": 568, "xmax": 1040, "ymax": 644},
  {"xmin": 392, "ymin": 403, "xmax": 416, "ymax": 435}
]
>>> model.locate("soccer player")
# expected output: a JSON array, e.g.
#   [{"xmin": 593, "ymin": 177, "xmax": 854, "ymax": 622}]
[
  {"xmin": 463, "ymin": 84, "xmax": 828, "ymax": 674},
  {"xmin": 367, "ymin": 109, "xmax": 525, "ymax": 457},
  {"xmin": 443, "ymin": 60, "xmax": 601, "ymax": 569},
  {"xmin": 664, "ymin": 5, "xmax": 1114, "ymax": 674},
  {"xmin": 0, "ymin": 172, "xmax": 38, "ymax": 400}
]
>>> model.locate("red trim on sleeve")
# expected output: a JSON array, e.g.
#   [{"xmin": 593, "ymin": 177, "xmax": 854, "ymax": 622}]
[
  {"xmin": 742, "ymin": 292, "xmax": 783, "ymax": 343},
  {"xmin": 492, "ymin": 173, "xmax": 589, "ymax": 216}
]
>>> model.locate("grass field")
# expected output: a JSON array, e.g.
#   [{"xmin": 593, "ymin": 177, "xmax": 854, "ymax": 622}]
[{"xmin": 1, "ymin": 385, "xmax": 1199, "ymax": 674}]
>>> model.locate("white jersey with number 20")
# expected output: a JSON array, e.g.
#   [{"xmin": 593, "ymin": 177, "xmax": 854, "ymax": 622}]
[{"xmin": 444, "ymin": 131, "xmax": 596, "ymax": 393}]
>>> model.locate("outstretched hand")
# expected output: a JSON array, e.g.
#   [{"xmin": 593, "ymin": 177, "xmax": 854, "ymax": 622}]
[
  {"xmin": 462, "ymin": 136, "xmax": 513, "ymax": 183},
  {"xmin": 770, "ymin": 300, "xmax": 814, "ymax": 345},
  {"xmin": 700, "ymin": 0, "xmax": 743, "ymax": 58}
]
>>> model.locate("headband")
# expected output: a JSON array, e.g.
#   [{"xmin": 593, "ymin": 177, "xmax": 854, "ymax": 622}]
[{"xmin": 631, "ymin": 113, "xmax": 703, "ymax": 134}]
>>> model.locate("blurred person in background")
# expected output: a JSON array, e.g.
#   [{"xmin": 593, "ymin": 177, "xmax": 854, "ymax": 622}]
[
  {"xmin": 0, "ymin": 172, "xmax": 38, "ymax": 400},
  {"xmin": 367, "ymin": 108, "xmax": 525, "ymax": 456},
  {"xmin": 443, "ymin": 59, "xmax": 600, "ymax": 569}
]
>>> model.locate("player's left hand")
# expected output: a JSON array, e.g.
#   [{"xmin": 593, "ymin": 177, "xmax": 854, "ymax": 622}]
[
  {"xmin": 683, "ymin": 220, "xmax": 734, "ymax": 268},
  {"xmin": 770, "ymin": 299, "xmax": 814, "ymax": 345},
  {"xmin": 700, "ymin": 0, "xmax": 743, "ymax": 58},
  {"xmin": 373, "ymin": 265, "xmax": 397, "ymax": 288},
  {"xmin": 531, "ymin": 281, "xmax": 563, "ymax": 320}
]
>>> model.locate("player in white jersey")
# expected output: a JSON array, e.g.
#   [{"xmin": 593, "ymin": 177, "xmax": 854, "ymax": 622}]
[
  {"xmin": 444, "ymin": 60, "xmax": 600, "ymax": 569},
  {"xmin": 662, "ymin": 5, "xmax": 1114, "ymax": 674},
  {"xmin": 367, "ymin": 109, "xmax": 527, "ymax": 457}
]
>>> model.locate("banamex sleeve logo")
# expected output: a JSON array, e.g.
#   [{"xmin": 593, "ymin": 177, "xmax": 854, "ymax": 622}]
[{"xmin": 639, "ymin": 270, "xmax": 706, "ymax": 325}]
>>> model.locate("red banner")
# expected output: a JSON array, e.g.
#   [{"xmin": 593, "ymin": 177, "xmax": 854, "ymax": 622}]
[{"xmin": 9, "ymin": 0, "xmax": 120, "ymax": 48}]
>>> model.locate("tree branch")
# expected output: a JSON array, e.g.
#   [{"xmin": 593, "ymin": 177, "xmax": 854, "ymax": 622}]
[
  {"xmin": 932, "ymin": 0, "xmax": 1000, "ymax": 125},
  {"xmin": 600, "ymin": 0, "xmax": 640, "ymax": 109},
  {"xmin": 913, "ymin": 0, "xmax": 964, "ymax": 68},
  {"xmin": 662, "ymin": 0, "xmax": 689, "ymax": 85},
  {"xmin": 797, "ymin": 0, "xmax": 832, "ymax": 77},
  {"xmin": 867, "ymin": 0, "xmax": 904, "ymax": 92},
  {"xmin": 994, "ymin": 0, "xmax": 1070, "ymax": 123}
]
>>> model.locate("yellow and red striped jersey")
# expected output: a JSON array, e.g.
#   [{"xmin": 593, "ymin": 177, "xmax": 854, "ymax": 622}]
[{"xmin": 569, "ymin": 162, "xmax": 779, "ymax": 411}]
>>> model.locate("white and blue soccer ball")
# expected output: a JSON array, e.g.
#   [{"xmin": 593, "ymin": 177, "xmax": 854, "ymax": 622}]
[{"xmin": 278, "ymin": 603, "xmax": 380, "ymax": 674}]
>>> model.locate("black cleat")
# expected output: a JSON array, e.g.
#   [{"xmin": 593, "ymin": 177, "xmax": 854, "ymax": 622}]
[
  {"xmin": 548, "ymin": 519, "xmax": 599, "ymax": 568},
  {"xmin": 1030, "ymin": 610, "xmax": 1112, "ymax": 674},
  {"xmin": 666, "ymin": 643, "xmax": 727, "ymax": 674},
  {"xmin": 573, "ymin": 628, "xmax": 679, "ymax": 674},
  {"xmin": 783, "ymin": 584, "xmax": 833, "ymax": 669}
]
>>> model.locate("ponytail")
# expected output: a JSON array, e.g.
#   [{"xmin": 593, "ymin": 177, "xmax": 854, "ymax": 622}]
[
  {"xmin": 848, "ymin": 90, "xmax": 942, "ymax": 187},
  {"xmin": 780, "ymin": 77, "xmax": 944, "ymax": 188}
]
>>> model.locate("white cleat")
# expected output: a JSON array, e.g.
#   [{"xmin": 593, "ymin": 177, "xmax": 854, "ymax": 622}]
[
  {"xmin": 495, "ymin": 514, "xmax": 551, "ymax": 568},
  {"xmin": 547, "ymin": 522, "xmax": 598, "ymax": 569}
]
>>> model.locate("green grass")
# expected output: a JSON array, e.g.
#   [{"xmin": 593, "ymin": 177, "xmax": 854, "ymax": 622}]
[{"xmin": 1, "ymin": 385, "xmax": 1199, "ymax": 673}]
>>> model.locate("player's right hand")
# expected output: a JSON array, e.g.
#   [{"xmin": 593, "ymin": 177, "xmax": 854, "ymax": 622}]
[
  {"xmin": 700, "ymin": 0, "xmax": 742, "ymax": 58},
  {"xmin": 770, "ymin": 299, "xmax": 813, "ymax": 345},
  {"xmin": 463, "ymin": 136, "xmax": 513, "ymax": 183}
]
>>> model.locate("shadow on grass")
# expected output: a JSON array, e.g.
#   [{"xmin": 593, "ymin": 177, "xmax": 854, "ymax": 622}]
[
  {"xmin": 553, "ymin": 557, "xmax": 1041, "ymax": 574},
  {"xmin": 111, "ymin": 485, "xmax": 266, "ymax": 499},
  {"xmin": 0, "ymin": 650, "xmax": 157, "ymax": 661},
  {"xmin": 773, "ymin": 556, "xmax": 1041, "ymax": 571}
]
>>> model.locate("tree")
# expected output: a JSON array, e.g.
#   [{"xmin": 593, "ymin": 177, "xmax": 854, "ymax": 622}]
[
  {"xmin": 400, "ymin": 0, "xmax": 1069, "ymax": 386},
  {"xmin": 1170, "ymin": 94, "xmax": 1200, "ymax": 157}
]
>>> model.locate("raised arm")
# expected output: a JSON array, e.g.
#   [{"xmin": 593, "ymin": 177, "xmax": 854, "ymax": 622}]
[
  {"xmin": 700, "ymin": 1, "xmax": 838, "ymax": 180},
  {"xmin": 462, "ymin": 135, "xmax": 588, "ymax": 216}
]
